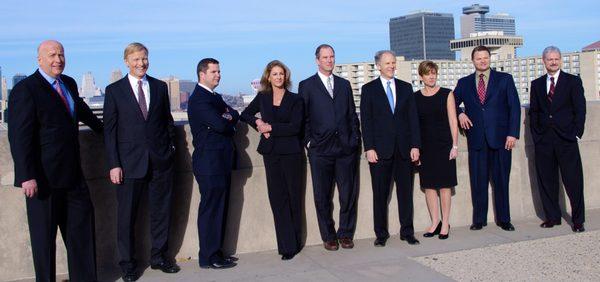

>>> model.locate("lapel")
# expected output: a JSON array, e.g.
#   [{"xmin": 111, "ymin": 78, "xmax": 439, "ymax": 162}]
[
  {"xmin": 34, "ymin": 71, "xmax": 73, "ymax": 120},
  {"xmin": 467, "ymin": 72, "xmax": 479, "ymax": 104},
  {"xmin": 393, "ymin": 78, "xmax": 404, "ymax": 115},
  {"xmin": 538, "ymin": 75, "xmax": 551, "ymax": 109},
  {"xmin": 332, "ymin": 75, "xmax": 343, "ymax": 100},
  {"xmin": 552, "ymin": 71, "xmax": 567, "ymax": 105},
  {"xmin": 314, "ymin": 73, "xmax": 333, "ymax": 100},
  {"xmin": 118, "ymin": 76, "xmax": 146, "ymax": 121},
  {"xmin": 147, "ymin": 75, "xmax": 160, "ymax": 118},
  {"xmin": 484, "ymin": 70, "xmax": 497, "ymax": 105},
  {"xmin": 260, "ymin": 91, "xmax": 275, "ymax": 123}
]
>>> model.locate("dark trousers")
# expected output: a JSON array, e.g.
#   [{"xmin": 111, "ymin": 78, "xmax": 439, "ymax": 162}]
[
  {"xmin": 468, "ymin": 138, "xmax": 512, "ymax": 224},
  {"xmin": 195, "ymin": 173, "xmax": 230, "ymax": 265},
  {"xmin": 369, "ymin": 151, "xmax": 415, "ymax": 238},
  {"xmin": 117, "ymin": 163, "xmax": 173, "ymax": 273},
  {"xmin": 308, "ymin": 152, "xmax": 358, "ymax": 242},
  {"xmin": 26, "ymin": 183, "xmax": 97, "ymax": 282},
  {"xmin": 263, "ymin": 153, "xmax": 303, "ymax": 255},
  {"xmin": 534, "ymin": 130, "xmax": 585, "ymax": 224}
]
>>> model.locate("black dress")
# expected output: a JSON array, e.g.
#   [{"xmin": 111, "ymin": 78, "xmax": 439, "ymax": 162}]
[{"xmin": 414, "ymin": 87, "xmax": 457, "ymax": 188}]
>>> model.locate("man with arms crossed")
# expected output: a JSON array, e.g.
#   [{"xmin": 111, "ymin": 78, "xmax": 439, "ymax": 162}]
[
  {"xmin": 454, "ymin": 45, "xmax": 521, "ymax": 232},
  {"xmin": 529, "ymin": 46, "xmax": 586, "ymax": 232},
  {"xmin": 8, "ymin": 40, "xmax": 102, "ymax": 281},
  {"xmin": 188, "ymin": 58, "xmax": 239, "ymax": 269},
  {"xmin": 104, "ymin": 42, "xmax": 179, "ymax": 281},
  {"xmin": 299, "ymin": 44, "xmax": 361, "ymax": 251}
]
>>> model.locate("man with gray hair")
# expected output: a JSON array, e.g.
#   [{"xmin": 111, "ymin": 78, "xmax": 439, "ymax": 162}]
[
  {"xmin": 8, "ymin": 39, "xmax": 103, "ymax": 281},
  {"xmin": 529, "ymin": 46, "xmax": 586, "ymax": 232},
  {"xmin": 360, "ymin": 50, "xmax": 421, "ymax": 246}
]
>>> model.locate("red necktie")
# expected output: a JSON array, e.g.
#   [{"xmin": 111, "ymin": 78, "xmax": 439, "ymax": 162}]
[
  {"xmin": 53, "ymin": 79, "xmax": 71, "ymax": 113},
  {"xmin": 137, "ymin": 80, "xmax": 148, "ymax": 120},
  {"xmin": 477, "ymin": 73, "xmax": 486, "ymax": 104},
  {"xmin": 548, "ymin": 76, "xmax": 555, "ymax": 102}
]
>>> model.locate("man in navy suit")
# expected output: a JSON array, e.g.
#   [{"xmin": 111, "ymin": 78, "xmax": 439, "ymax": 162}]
[
  {"xmin": 454, "ymin": 45, "xmax": 521, "ymax": 231},
  {"xmin": 299, "ymin": 44, "xmax": 361, "ymax": 251},
  {"xmin": 8, "ymin": 40, "xmax": 102, "ymax": 281},
  {"xmin": 104, "ymin": 42, "xmax": 179, "ymax": 281},
  {"xmin": 187, "ymin": 58, "xmax": 239, "ymax": 269},
  {"xmin": 360, "ymin": 50, "xmax": 421, "ymax": 246},
  {"xmin": 529, "ymin": 46, "xmax": 586, "ymax": 232}
]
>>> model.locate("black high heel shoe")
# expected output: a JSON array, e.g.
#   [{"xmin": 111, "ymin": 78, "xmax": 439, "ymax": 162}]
[
  {"xmin": 439, "ymin": 225, "xmax": 450, "ymax": 240},
  {"xmin": 423, "ymin": 222, "xmax": 442, "ymax": 238}
]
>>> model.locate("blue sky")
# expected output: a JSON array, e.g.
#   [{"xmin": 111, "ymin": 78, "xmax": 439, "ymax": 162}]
[{"xmin": 1, "ymin": 0, "xmax": 599, "ymax": 94}]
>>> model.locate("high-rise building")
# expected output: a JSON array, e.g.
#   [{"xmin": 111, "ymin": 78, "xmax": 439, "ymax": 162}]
[
  {"xmin": 162, "ymin": 76, "xmax": 180, "ymax": 111},
  {"xmin": 109, "ymin": 69, "xmax": 123, "ymax": 84},
  {"xmin": 389, "ymin": 11, "xmax": 455, "ymax": 60},
  {"xmin": 80, "ymin": 72, "xmax": 98, "ymax": 99},
  {"xmin": 12, "ymin": 73, "xmax": 27, "ymax": 88},
  {"xmin": 461, "ymin": 4, "xmax": 516, "ymax": 38}
]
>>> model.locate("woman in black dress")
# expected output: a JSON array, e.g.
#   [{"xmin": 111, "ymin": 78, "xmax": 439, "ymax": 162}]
[
  {"xmin": 240, "ymin": 60, "xmax": 304, "ymax": 260},
  {"xmin": 414, "ymin": 61, "xmax": 459, "ymax": 239}
]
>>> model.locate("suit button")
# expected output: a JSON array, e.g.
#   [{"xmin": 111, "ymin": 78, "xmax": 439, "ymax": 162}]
[
  {"xmin": 549, "ymin": 115, "xmax": 553, "ymax": 119},
  {"xmin": 335, "ymin": 131, "xmax": 339, "ymax": 135}
]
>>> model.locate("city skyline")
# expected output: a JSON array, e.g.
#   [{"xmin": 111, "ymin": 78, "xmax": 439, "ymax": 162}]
[{"xmin": 1, "ymin": 0, "xmax": 599, "ymax": 94}]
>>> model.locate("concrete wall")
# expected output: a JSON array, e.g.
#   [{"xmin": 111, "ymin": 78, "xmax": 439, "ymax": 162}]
[{"xmin": 1, "ymin": 103, "xmax": 600, "ymax": 281}]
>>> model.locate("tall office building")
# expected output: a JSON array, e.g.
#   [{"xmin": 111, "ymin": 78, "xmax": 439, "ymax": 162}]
[
  {"xmin": 162, "ymin": 76, "xmax": 180, "ymax": 111},
  {"xmin": 461, "ymin": 4, "xmax": 516, "ymax": 38},
  {"xmin": 12, "ymin": 73, "xmax": 27, "ymax": 88},
  {"xmin": 389, "ymin": 11, "xmax": 455, "ymax": 60},
  {"xmin": 80, "ymin": 72, "xmax": 98, "ymax": 99},
  {"xmin": 109, "ymin": 69, "xmax": 123, "ymax": 84}
]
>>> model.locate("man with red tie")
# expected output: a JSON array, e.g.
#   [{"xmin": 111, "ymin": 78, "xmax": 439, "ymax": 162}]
[
  {"xmin": 8, "ymin": 40, "xmax": 103, "ymax": 281},
  {"xmin": 529, "ymin": 46, "xmax": 586, "ymax": 232},
  {"xmin": 453, "ymin": 45, "xmax": 521, "ymax": 232},
  {"xmin": 104, "ymin": 42, "xmax": 179, "ymax": 281}
]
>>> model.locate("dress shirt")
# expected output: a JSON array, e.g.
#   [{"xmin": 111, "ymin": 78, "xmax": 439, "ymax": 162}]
[
  {"xmin": 39, "ymin": 68, "xmax": 75, "ymax": 116},
  {"xmin": 546, "ymin": 69, "xmax": 561, "ymax": 94},
  {"xmin": 380, "ymin": 76, "xmax": 396, "ymax": 106},
  {"xmin": 475, "ymin": 68, "xmax": 491, "ymax": 90},
  {"xmin": 198, "ymin": 83, "xmax": 215, "ymax": 94},
  {"xmin": 317, "ymin": 71, "xmax": 334, "ymax": 92},
  {"xmin": 127, "ymin": 74, "xmax": 150, "ymax": 105}
]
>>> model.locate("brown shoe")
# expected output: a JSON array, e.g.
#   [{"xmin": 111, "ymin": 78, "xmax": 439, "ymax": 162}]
[
  {"xmin": 323, "ymin": 240, "xmax": 339, "ymax": 251},
  {"xmin": 339, "ymin": 238, "xmax": 354, "ymax": 249}
]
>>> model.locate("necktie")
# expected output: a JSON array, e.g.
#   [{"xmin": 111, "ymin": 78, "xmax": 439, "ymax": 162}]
[
  {"xmin": 386, "ymin": 80, "xmax": 395, "ymax": 113},
  {"xmin": 548, "ymin": 76, "xmax": 555, "ymax": 102},
  {"xmin": 477, "ymin": 73, "xmax": 486, "ymax": 104},
  {"xmin": 137, "ymin": 80, "xmax": 148, "ymax": 120},
  {"xmin": 326, "ymin": 76, "xmax": 334, "ymax": 98},
  {"xmin": 53, "ymin": 79, "xmax": 71, "ymax": 115}
]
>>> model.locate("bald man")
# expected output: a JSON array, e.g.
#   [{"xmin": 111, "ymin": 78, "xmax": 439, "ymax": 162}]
[{"xmin": 7, "ymin": 40, "xmax": 103, "ymax": 281}]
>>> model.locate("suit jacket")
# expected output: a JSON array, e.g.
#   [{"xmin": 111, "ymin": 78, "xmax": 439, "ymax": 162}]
[
  {"xmin": 454, "ymin": 69, "xmax": 521, "ymax": 150},
  {"xmin": 360, "ymin": 77, "xmax": 420, "ymax": 159},
  {"xmin": 187, "ymin": 84, "xmax": 239, "ymax": 176},
  {"xmin": 529, "ymin": 71, "xmax": 586, "ymax": 143},
  {"xmin": 240, "ymin": 90, "xmax": 304, "ymax": 155},
  {"xmin": 103, "ymin": 75, "xmax": 176, "ymax": 179},
  {"xmin": 298, "ymin": 73, "xmax": 360, "ymax": 156},
  {"xmin": 8, "ymin": 70, "xmax": 103, "ymax": 189}
]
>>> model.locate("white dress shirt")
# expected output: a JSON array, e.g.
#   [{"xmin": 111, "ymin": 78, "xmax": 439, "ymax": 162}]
[
  {"xmin": 546, "ymin": 69, "xmax": 561, "ymax": 95},
  {"xmin": 380, "ymin": 76, "xmax": 396, "ymax": 106},
  {"xmin": 127, "ymin": 74, "xmax": 150, "ymax": 105},
  {"xmin": 317, "ymin": 71, "xmax": 334, "ymax": 93},
  {"xmin": 198, "ymin": 82, "xmax": 215, "ymax": 94}
]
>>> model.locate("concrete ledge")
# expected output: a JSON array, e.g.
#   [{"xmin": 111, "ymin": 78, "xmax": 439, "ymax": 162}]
[{"xmin": 1, "ymin": 103, "xmax": 599, "ymax": 281}]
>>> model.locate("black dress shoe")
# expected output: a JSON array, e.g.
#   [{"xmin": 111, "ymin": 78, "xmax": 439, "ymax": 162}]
[
  {"xmin": 400, "ymin": 234, "xmax": 420, "ymax": 245},
  {"xmin": 223, "ymin": 256, "xmax": 239, "ymax": 262},
  {"xmin": 200, "ymin": 259, "xmax": 237, "ymax": 269},
  {"xmin": 439, "ymin": 225, "xmax": 450, "ymax": 240},
  {"xmin": 281, "ymin": 253, "xmax": 296, "ymax": 260},
  {"xmin": 470, "ymin": 223, "xmax": 484, "ymax": 230},
  {"xmin": 122, "ymin": 271, "xmax": 139, "ymax": 282},
  {"xmin": 151, "ymin": 261, "xmax": 181, "ymax": 273},
  {"xmin": 423, "ymin": 222, "xmax": 442, "ymax": 238},
  {"xmin": 497, "ymin": 222, "xmax": 515, "ymax": 231},
  {"xmin": 540, "ymin": 220, "xmax": 561, "ymax": 228},
  {"xmin": 374, "ymin": 237, "xmax": 388, "ymax": 247},
  {"xmin": 572, "ymin": 223, "xmax": 585, "ymax": 233}
]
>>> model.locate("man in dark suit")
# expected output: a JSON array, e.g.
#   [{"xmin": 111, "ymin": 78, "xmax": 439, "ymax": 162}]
[
  {"xmin": 454, "ymin": 45, "xmax": 521, "ymax": 231},
  {"xmin": 7, "ymin": 40, "xmax": 102, "ymax": 281},
  {"xmin": 360, "ymin": 50, "xmax": 421, "ymax": 246},
  {"xmin": 529, "ymin": 46, "xmax": 586, "ymax": 232},
  {"xmin": 299, "ymin": 44, "xmax": 361, "ymax": 251},
  {"xmin": 187, "ymin": 58, "xmax": 239, "ymax": 269},
  {"xmin": 103, "ymin": 42, "xmax": 179, "ymax": 281}
]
